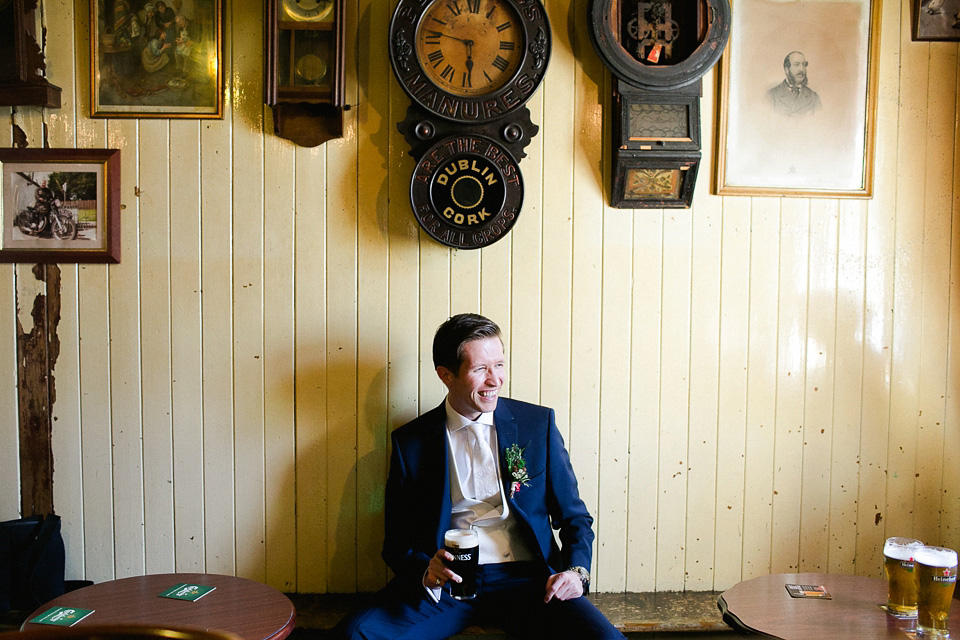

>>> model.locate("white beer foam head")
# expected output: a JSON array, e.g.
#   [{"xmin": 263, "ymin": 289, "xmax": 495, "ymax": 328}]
[
  {"xmin": 444, "ymin": 529, "xmax": 479, "ymax": 548},
  {"xmin": 915, "ymin": 546, "xmax": 958, "ymax": 568},
  {"xmin": 885, "ymin": 537, "xmax": 924, "ymax": 561}
]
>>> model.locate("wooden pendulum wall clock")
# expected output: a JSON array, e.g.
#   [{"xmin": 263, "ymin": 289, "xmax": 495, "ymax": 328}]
[
  {"xmin": 389, "ymin": 0, "xmax": 551, "ymax": 249},
  {"xmin": 589, "ymin": 0, "xmax": 729, "ymax": 208},
  {"xmin": 265, "ymin": 0, "xmax": 346, "ymax": 147},
  {"xmin": 0, "ymin": 0, "xmax": 61, "ymax": 108}
]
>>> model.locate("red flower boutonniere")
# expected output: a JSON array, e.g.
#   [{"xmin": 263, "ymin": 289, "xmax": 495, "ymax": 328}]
[{"xmin": 506, "ymin": 443, "xmax": 531, "ymax": 498}]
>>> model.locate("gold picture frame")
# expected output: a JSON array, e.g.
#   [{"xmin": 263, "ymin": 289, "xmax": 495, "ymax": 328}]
[
  {"xmin": 90, "ymin": 0, "xmax": 223, "ymax": 118},
  {"xmin": 714, "ymin": 0, "xmax": 881, "ymax": 197}
]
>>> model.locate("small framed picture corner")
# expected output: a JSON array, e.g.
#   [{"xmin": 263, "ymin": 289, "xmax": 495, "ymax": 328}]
[
  {"xmin": 912, "ymin": 0, "xmax": 960, "ymax": 40},
  {"xmin": 0, "ymin": 148, "xmax": 121, "ymax": 264}
]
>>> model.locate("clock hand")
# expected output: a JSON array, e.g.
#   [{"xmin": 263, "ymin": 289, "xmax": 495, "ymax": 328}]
[{"xmin": 465, "ymin": 41, "xmax": 474, "ymax": 83}]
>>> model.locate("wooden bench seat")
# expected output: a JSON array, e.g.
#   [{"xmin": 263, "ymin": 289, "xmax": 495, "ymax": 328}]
[{"xmin": 286, "ymin": 591, "xmax": 736, "ymax": 637}]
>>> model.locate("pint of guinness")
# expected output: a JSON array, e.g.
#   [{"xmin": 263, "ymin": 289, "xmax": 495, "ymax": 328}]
[{"xmin": 445, "ymin": 529, "xmax": 479, "ymax": 600}]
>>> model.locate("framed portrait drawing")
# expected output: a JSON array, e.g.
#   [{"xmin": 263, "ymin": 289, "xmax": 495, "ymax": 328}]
[
  {"xmin": 90, "ymin": 0, "xmax": 223, "ymax": 118},
  {"xmin": 714, "ymin": 0, "xmax": 881, "ymax": 197},
  {"xmin": 913, "ymin": 0, "xmax": 960, "ymax": 40},
  {"xmin": 0, "ymin": 149, "xmax": 121, "ymax": 264}
]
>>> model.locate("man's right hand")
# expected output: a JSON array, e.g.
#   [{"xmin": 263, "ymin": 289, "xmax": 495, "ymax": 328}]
[{"xmin": 423, "ymin": 549, "xmax": 462, "ymax": 589}]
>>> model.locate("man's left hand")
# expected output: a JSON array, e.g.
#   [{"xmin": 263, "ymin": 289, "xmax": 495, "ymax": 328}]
[{"xmin": 544, "ymin": 570, "xmax": 584, "ymax": 602}]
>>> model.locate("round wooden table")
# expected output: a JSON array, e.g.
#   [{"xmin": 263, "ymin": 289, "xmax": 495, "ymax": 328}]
[
  {"xmin": 718, "ymin": 572, "xmax": 960, "ymax": 639},
  {"xmin": 21, "ymin": 573, "xmax": 295, "ymax": 640}
]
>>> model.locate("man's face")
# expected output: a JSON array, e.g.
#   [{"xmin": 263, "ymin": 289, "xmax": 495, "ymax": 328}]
[
  {"xmin": 785, "ymin": 54, "xmax": 809, "ymax": 84},
  {"xmin": 437, "ymin": 336, "xmax": 505, "ymax": 420}
]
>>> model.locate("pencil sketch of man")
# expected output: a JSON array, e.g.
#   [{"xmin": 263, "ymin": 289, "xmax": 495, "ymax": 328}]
[{"xmin": 766, "ymin": 51, "xmax": 822, "ymax": 117}]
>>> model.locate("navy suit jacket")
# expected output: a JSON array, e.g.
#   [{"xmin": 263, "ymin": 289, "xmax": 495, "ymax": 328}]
[{"xmin": 381, "ymin": 397, "xmax": 594, "ymax": 588}]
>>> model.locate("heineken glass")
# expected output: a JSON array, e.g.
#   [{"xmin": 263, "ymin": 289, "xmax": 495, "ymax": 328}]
[
  {"xmin": 884, "ymin": 537, "xmax": 924, "ymax": 614},
  {"xmin": 444, "ymin": 529, "xmax": 479, "ymax": 600},
  {"xmin": 915, "ymin": 545, "xmax": 958, "ymax": 637}
]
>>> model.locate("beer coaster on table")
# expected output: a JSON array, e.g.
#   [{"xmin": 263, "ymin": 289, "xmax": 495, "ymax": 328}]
[
  {"xmin": 878, "ymin": 603, "xmax": 918, "ymax": 619},
  {"xmin": 29, "ymin": 606, "xmax": 95, "ymax": 626},
  {"xmin": 785, "ymin": 584, "xmax": 832, "ymax": 599},
  {"xmin": 158, "ymin": 582, "xmax": 217, "ymax": 601}
]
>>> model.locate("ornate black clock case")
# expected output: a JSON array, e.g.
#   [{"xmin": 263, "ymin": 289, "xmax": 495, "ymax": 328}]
[
  {"xmin": 589, "ymin": 0, "xmax": 729, "ymax": 208},
  {"xmin": 389, "ymin": 0, "xmax": 551, "ymax": 249}
]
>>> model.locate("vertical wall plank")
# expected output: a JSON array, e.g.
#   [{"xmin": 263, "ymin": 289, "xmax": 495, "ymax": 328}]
[
  {"xmin": 354, "ymin": 0, "xmax": 391, "ymax": 593},
  {"xmin": 798, "ymin": 200, "xmax": 838, "ymax": 572},
  {"xmin": 713, "ymin": 197, "xmax": 750, "ymax": 590},
  {"xmin": 656, "ymin": 211, "xmax": 692, "ymax": 590},
  {"xmin": 538, "ymin": 0, "xmax": 574, "ymax": 433},
  {"xmin": 685, "ymin": 145, "xmax": 723, "ymax": 590},
  {"xmin": 742, "ymin": 198, "xmax": 780, "ymax": 579},
  {"xmin": 200, "ymin": 109, "xmax": 238, "ymax": 576},
  {"xmin": 854, "ymin": 0, "xmax": 901, "ymax": 577},
  {"xmin": 170, "ymin": 121, "xmax": 206, "ymax": 573},
  {"xmin": 595, "ymin": 205, "xmax": 632, "ymax": 591},
  {"xmin": 139, "ymin": 120, "xmax": 175, "ymax": 574},
  {"xmin": 232, "ymin": 0, "xmax": 267, "ymax": 582},
  {"xmin": 828, "ymin": 200, "xmax": 866, "ymax": 574},
  {"xmin": 294, "ymin": 146, "xmax": 328, "ymax": 592},
  {"xmin": 568, "ymin": 0, "xmax": 604, "ymax": 574},
  {"xmin": 627, "ymin": 211, "xmax": 662, "ymax": 592},
  {"xmin": 886, "ymin": 0, "xmax": 928, "ymax": 540}
]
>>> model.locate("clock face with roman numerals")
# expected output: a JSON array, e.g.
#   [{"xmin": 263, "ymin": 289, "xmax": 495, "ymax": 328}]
[
  {"xmin": 390, "ymin": 0, "xmax": 550, "ymax": 124},
  {"xmin": 414, "ymin": 0, "xmax": 523, "ymax": 97}
]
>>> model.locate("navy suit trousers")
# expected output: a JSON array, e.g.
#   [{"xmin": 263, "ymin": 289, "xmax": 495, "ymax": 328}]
[{"xmin": 333, "ymin": 562, "xmax": 624, "ymax": 640}]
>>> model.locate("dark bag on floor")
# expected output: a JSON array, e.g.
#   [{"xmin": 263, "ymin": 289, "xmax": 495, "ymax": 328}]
[{"xmin": 0, "ymin": 514, "xmax": 65, "ymax": 612}]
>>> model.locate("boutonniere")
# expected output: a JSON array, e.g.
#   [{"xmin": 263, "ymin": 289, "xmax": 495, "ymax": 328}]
[{"xmin": 505, "ymin": 443, "xmax": 531, "ymax": 498}]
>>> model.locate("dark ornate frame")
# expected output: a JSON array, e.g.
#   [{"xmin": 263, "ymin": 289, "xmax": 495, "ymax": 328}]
[{"xmin": 588, "ymin": 0, "xmax": 730, "ymax": 90}]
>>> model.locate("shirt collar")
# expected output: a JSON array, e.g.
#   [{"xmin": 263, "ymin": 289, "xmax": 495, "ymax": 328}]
[{"xmin": 444, "ymin": 396, "xmax": 494, "ymax": 434}]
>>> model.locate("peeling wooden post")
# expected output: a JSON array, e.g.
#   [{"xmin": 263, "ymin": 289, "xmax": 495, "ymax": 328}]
[{"xmin": 16, "ymin": 263, "xmax": 61, "ymax": 516}]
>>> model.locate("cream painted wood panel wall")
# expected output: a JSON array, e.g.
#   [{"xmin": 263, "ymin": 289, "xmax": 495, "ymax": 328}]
[{"xmin": 1, "ymin": 0, "xmax": 958, "ymax": 593}]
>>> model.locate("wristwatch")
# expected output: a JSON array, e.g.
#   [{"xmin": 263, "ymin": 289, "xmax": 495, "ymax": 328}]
[{"xmin": 568, "ymin": 565, "xmax": 590, "ymax": 588}]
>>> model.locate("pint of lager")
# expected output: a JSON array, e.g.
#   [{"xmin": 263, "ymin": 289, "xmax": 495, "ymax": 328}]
[
  {"xmin": 915, "ymin": 545, "xmax": 958, "ymax": 638},
  {"xmin": 884, "ymin": 537, "xmax": 924, "ymax": 614},
  {"xmin": 444, "ymin": 529, "xmax": 479, "ymax": 600}
]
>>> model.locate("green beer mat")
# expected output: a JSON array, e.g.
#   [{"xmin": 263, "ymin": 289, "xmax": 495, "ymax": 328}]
[
  {"xmin": 158, "ymin": 583, "xmax": 217, "ymax": 601},
  {"xmin": 29, "ymin": 606, "xmax": 95, "ymax": 626}
]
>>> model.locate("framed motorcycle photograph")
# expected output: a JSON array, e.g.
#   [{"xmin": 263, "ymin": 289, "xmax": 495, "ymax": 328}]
[{"xmin": 0, "ymin": 149, "xmax": 121, "ymax": 263}]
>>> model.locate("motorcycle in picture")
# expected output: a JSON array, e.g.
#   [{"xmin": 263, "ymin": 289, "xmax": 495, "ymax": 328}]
[{"xmin": 13, "ymin": 174, "xmax": 78, "ymax": 240}]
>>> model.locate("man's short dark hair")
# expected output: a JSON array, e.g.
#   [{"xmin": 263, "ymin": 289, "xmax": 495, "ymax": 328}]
[{"xmin": 432, "ymin": 313, "xmax": 501, "ymax": 374}]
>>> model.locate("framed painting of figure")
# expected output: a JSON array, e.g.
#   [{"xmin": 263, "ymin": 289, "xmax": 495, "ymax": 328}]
[
  {"xmin": 714, "ymin": 0, "xmax": 881, "ymax": 197},
  {"xmin": 91, "ymin": 0, "xmax": 223, "ymax": 118},
  {"xmin": 0, "ymin": 149, "xmax": 121, "ymax": 264}
]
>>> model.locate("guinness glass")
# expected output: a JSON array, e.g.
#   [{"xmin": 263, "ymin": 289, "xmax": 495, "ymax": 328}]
[
  {"xmin": 884, "ymin": 537, "xmax": 924, "ymax": 614},
  {"xmin": 444, "ymin": 529, "xmax": 479, "ymax": 600},
  {"xmin": 915, "ymin": 545, "xmax": 958, "ymax": 638}
]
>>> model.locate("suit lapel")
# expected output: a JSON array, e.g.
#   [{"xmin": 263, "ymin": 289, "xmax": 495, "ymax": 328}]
[
  {"xmin": 426, "ymin": 402, "xmax": 453, "ymax": 551},
  {"xmin": 494, "ymin": 400, "xmax": 518, "ymax": 493}
]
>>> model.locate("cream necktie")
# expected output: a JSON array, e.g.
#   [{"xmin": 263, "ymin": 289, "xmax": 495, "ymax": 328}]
[{"xmin": 467, "ymin": 422, "xmax": 500, "ymax": 500}]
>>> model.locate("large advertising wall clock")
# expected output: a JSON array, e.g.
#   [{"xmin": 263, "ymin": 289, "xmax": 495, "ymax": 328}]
[{"xmin": 389, "ymin": 0, "xmax": 550, "ymax": 249}]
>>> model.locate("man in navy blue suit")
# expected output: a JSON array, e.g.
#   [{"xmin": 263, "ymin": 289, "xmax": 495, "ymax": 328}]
[{"xmin": 335, "ymin": 314, "xmax": 623, "ymax": 639}]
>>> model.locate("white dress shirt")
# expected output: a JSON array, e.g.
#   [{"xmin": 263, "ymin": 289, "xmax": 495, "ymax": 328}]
[{"xmin": 424, "ymin": 398, "xmax": 535, "ymax": 601}]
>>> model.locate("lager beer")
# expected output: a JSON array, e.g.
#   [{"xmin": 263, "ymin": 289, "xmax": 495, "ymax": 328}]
[
  {"xmin": 884, "ymin": 537, "xmax": 924, "ymax": 614},
  {"xmin": 915, "ymin": 545, "xmax": 958, "ymax": 638},
  {"xmin": 444, "ymin": 529, "xmax": 479, "ymax": 600}
]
